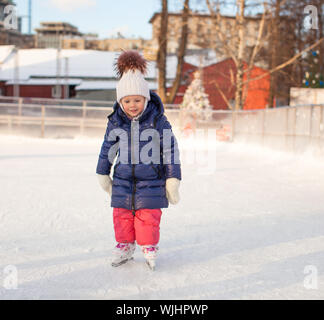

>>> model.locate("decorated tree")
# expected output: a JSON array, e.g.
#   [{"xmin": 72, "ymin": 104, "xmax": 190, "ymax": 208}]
[
  {"xmin": 181, "ymin": 70, "xmax": 213, "ymax": 121},
  {"xmin": 302, "ymin": 50, "xmax": 324, "ymax": 88}
]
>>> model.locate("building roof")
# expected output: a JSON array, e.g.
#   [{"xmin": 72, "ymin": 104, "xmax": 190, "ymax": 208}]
[
  {"xmin": 40, "ymin": 21, "xmax": 78, "ymax": 26},
  {"xmin": 148, "ymin": 11, "xmax": 263, "ymax": 23},
  {"xmin": 75, "ymin": 80, "xmax": 159, "ymax": 91},
  {"xmin": 36, "ymin": 21, "xmax": 79, "ymax": 30},
  {"xmin": 0, "ymin": 45, "xmax": 15, "ymax": 64},
  {"xmin": 0, "ymin": 46, "xmax": 221, "ymax": 90},
  {"xmin": 5, "ymin": 78, "xmax": 82, "ymax": 86},
  {"xmin": 35, "ymin": 21, "xmax": 82, "ymax": 36},
  {"xmin": 0, "ymin": 48, "xmax": 143, "ymax": 80},
  {"xmin": 0, "ymin": 47, "xmax": 159, "ymax": 80}
]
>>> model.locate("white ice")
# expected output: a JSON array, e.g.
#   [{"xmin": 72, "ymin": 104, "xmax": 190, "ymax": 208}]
[{"xmin": 0, "ymin": 134, "xmax": 324, "ymax": 299}]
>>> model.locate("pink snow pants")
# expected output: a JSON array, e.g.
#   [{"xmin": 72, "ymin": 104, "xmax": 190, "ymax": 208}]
[{"xmin": 113, "ymin": 208, "xmax": 162, "ymax": 246}]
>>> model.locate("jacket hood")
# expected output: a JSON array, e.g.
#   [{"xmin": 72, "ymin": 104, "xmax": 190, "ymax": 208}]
[{"xmin": 108, "ymin": 90, "xmax": 165, "ymax": 128}]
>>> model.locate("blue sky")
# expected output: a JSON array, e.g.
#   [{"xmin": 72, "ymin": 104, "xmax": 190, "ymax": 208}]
[{"xmin": 14, "ymin": 0, "xmax": 160, "ymax": 39}]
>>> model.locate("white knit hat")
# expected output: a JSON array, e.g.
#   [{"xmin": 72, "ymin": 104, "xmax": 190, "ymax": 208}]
[
  {"xmin": 115, "ymin": 50, "xmax": 151, "ymax": 104},
  {"xmin": 116, "ymin": 69, "xmax": 150, "ymax": 103}
]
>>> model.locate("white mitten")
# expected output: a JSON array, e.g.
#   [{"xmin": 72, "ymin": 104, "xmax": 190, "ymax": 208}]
[
  {"xmin": 166, "ymin": 178, "xmax": 180, "ymax": 205},
  {"xmin": 97, "ymin": 174, "xmax": 112, "ymax": 195}
]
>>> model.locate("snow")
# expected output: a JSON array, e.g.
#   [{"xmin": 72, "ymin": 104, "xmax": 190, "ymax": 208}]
[
  {"xmin": 0, "ymin": 48, "xmax": 156, "ymax": 81},
  {"xmin": 0, "ymin": 46, "xmax": 217, "ymax": 86},
  {"xmin": 0, "ymin": 45, "xmax": 15, "ymax": 64},
  {"xmin": 0, "ymin": 134, "xmax": 324, "ymax": 299},
  {"xmin": 0, "ymin": 46, "xmax": 221, "ymax": 94},
  {"xmin": 75, "ymin": 80, "xmax": 158, "ymax": 91},
  {"xmin": 0, "ymin": 49, "xmax": 121, "ymax": 80},
  {"xmin": 184, "ymin": 49, "xmax": 220, "ymax": 67},
  {"xmin": 5, "ymin": 79, "xmax": 82, "ymax": 86}
]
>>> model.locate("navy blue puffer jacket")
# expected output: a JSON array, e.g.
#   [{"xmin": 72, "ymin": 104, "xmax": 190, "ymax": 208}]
[{"xmin": 96, "ymin": 91, "xmax": 181, "ymax": 210}]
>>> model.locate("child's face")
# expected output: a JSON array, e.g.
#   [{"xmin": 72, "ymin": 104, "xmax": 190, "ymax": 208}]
[{"xmin": 120, "ymin": 95, "xmax": 145, "ymax": 119}]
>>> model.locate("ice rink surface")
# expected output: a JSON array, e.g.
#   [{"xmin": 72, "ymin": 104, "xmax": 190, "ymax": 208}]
[{"xmin": 0, "ymin": 134, "xmax": 324, "ymax": 299}]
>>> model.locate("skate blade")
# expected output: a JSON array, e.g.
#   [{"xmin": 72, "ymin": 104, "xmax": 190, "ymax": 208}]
[
  {"xmin": 146, "ymin": 260, "xmax": 155, "ymax": 271},
  {"xmin": 111, "ymin": 257, "xmax": 134, "ymax": 267}
]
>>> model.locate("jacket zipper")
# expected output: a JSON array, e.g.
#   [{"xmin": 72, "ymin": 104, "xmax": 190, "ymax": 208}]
[
  {"xmin": 131, "ymin": 119, "xmax": 137, "ymax": 216},
  {"xmin": 132, "ymin": 164, "xmax": 136, "ymax": 216}
]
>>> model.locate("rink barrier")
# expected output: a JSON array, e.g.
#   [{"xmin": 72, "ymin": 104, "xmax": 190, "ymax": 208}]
[
  {"xmin": 231, "ymin": 104, "xmax": 324, "ymax": 157},
  {"xmin": 0, "ymin": 97, "xmax": 180, "ymax": 138},
  {"xmin": 0, "ymin": 97, "xmax": 324, "ymax": 157},
  {"xmin": 179, "ymin": 105, "xmax": 324, "ymax": 157}
]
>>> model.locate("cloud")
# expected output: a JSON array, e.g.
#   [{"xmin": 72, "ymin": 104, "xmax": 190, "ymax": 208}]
[{"xmin": 48, "ymin": 0, "xmax": 96, "ymax": 12}]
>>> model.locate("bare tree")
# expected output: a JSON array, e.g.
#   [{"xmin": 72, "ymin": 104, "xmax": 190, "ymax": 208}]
[
  {"xmin": 206, "ymin": 0, "xmax": 270, "ymax": 110},
  {"xmin": 156, "ymin": 0, "xmax": 191, "ymax": 104},
  {"xmin": 206, "ymin": 0, "xmax": 324, "ymax": 109},
  {"xmin": 242, "ymin": 1, "xmax": 269, "ymax": 107},
  {"xmin": 318, "ymin": 0, "xmax": 324, "ymax": 75},
  {"xmin": 166, "ymin": 0, "xmax": 190, "ymax": 103},
  {"xmin": 242, "ymin": 38, "xmax": 324, "ymax": 83},
  {"xmin": 157, "ymin": 0, "xmax": 168, "ymax": 102},
  {"xmin": 244, "ymin": 0, "xmax": 324, "ymax": 98},
  {"xmin": 157, "ymin": 0, "xmax": 324, "ymax": 107},
  {"xmin": 234, "ymin": 0, "xmax": 246, "ymax": 110},
  {"xmin": 268, "ymin": 0, "xmax": 281, "ymax": 108}
]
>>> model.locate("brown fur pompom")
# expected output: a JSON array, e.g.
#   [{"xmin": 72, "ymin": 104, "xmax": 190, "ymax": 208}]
[{"xmin": 114, "ymin": 50, "xmax": 148, "ymax": 78}]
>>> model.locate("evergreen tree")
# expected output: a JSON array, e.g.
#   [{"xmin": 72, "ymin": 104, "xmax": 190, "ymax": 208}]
[
  {"xmin": 181, "ymin": 70, "xmax": 213, "ymax": 120},
  {"xmin": 302, "ymin": 50, "xmax": 324, "ymax": 88}
]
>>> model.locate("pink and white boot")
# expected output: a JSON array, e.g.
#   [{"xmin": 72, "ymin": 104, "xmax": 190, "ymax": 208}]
[
  {"xmin": 141, "ymin": 245, "xmax": 159, "ymax": 271},
  {"xmin": 111, "ymin": 242, "xmax": 136, "ymax": 267}
]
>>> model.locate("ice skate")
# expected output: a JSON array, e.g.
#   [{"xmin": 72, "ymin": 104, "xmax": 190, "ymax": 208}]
[
  {"xmin": 111, "ymin": 242, "xmax": 135, "ymax": 267},
  {"xmin": 142, "ymin": 245, "xmax": 159, "ymax": 271}
]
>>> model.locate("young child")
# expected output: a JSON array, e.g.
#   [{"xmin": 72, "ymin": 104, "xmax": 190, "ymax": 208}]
[{"xmin": 96, "ymin": 50, "xmax": 181, "ymax": 270}]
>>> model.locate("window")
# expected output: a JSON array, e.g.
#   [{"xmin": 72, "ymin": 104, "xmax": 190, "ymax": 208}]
[{"xmin": 52, "ymin": 85, "xmax": 62, "ymax": 98}]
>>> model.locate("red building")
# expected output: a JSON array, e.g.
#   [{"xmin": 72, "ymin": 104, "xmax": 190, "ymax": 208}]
[
  {"xmin": 0, "ymin": 79, "xmax": 79, "ymax": 99},
  {"xmin": 165, "ymin": 61, "xmax": 198, "ymax": 104},
  {"xmin": 168, "ymin": 57, "xmax": 271, "ymax": 110}
]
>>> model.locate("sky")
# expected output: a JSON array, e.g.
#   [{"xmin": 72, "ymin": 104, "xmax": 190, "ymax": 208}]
[{"xmin": 13, "ymin": 0, "xmax": 161, "ymax": 39}]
